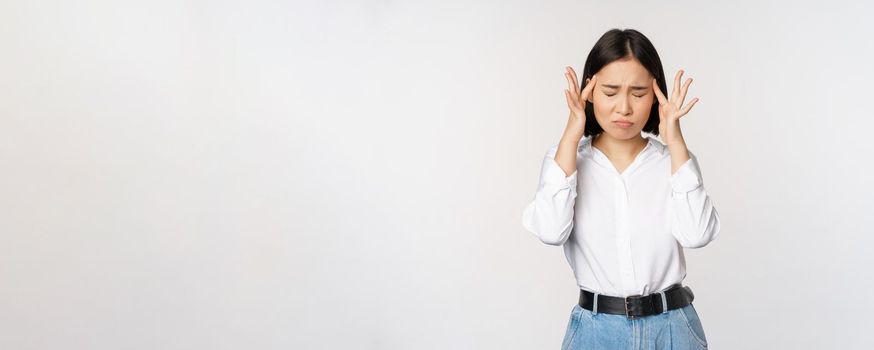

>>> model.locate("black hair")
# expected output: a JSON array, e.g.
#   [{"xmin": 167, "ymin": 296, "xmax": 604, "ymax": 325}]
[{"xmin": 580, "ymin": 28, "xmax": 667, "ymax": 137}]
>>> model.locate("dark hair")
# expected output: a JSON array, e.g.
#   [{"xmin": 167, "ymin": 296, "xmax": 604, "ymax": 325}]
[{"xmin": 581, "ymin": 28, "xmax": 667, "ymax": 137}]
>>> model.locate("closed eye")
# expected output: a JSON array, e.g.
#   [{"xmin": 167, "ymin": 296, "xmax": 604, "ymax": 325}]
[{"xmin": 605, "ymin": 93, "xmax": 647, "ymax": 98}]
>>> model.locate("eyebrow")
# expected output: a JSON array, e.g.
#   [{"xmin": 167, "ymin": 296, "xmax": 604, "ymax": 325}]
[{"xmin": 601, "ymin": 84, "xmax": 649, "ymax": 91}]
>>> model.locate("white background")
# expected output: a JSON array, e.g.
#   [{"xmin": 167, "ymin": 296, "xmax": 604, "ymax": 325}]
[{"xmin": 1, "ymin": 0, "xmax": 873, "ymax": 349}]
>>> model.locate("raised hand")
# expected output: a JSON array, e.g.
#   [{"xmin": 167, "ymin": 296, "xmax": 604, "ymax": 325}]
[
  {"xmin": 652, "ymin": 69, "xmax": 699, "ymax": 145},
  {"xmin": 564, "ymin": 66, "xmax": 598, "ymax": 138}
]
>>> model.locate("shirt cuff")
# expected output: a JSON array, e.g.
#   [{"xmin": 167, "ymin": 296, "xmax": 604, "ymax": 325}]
[
  {"xmin": 540, "ymin": 156, "xmax": 578, "ymax": 196},
  {"xmin": 670, "ymin": 155, "xmax": 702, "ymax": 193}
]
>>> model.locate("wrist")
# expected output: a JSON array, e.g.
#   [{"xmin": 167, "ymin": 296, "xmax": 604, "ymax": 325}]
[
  {"xmin": 560, "ymin": 129, "xmax": 584, "ymax": 145},
  {"xmin": 666, "ymin": 140, "xmax": 688, "ymax": 153}
]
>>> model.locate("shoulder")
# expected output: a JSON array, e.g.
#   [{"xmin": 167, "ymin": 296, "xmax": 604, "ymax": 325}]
[
  {"xmin": 545, "ymin": 136, "xmax": 595, "ymax": 158},
  {"xmin": 645, "ymin": 135, "xmax": 699, "ymax": 159},
  {"xmin": 645, "ymin": 135, "xmax": 668, "ymax": 156}
]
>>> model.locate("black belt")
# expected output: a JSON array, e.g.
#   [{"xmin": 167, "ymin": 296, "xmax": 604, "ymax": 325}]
[{"xmin": 578, "ymin": 283, "xmax": 694, "ymax": 319}]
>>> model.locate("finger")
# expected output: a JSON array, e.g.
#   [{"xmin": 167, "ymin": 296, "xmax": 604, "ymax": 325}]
[
  {"xmin": 568, "ymin": 67, "xmax": 581, "ymax": 95},
  {"xmin": 678, "ymin": 77, "xmax": 692, "ymax": 106},
  {"xmin": 565, "ymin": 89, "xmax": 581, "ymax": 110},
  {"xmin": 565, "ymin": 68, "xmax": 577, "ymax": 95},
  {"xmin": 652, "ymin": 78, "xmax": 667, "ymax": 105},
  {"xmin": 679, "ymin": 97, "xmax": 699, "ymax": 116},
  {"xmin": 581, "ymin": 74, "xmax": 597, "ymax": 102},
  {"xmin": 672, "ymin": 69, "xmax": 683, "ymax": 101}
]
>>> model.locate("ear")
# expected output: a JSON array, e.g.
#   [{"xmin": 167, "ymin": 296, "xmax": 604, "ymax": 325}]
[{"xmin": 584, "ymin": 78, "xmax": 594, "ymax": 103}]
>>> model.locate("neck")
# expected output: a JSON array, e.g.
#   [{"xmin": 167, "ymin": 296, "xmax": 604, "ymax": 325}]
[{"xmin": 592, "ymin": 133, "xmax": 648, "ymax": 160}]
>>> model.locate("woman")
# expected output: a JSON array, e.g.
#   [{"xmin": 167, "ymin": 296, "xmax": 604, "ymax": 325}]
[{"xmin": 521, "ymin": 28, "xmax": 721, "ymax": 349}]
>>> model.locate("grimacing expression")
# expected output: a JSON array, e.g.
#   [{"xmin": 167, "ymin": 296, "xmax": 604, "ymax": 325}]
[{"xmin": 585, "ymin": 58, "xmax": 656, "ymax": 139}]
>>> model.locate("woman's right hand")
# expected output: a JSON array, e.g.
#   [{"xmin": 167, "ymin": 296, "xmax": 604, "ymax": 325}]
[{"xmin": 563, "ymin": 66, "xmax": 597, "ymax": 138}]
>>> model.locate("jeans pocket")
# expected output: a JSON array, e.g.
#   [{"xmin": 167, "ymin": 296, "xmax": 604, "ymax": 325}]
[
  {"xmin": 678, "ymin": 304, "xmax": 708, "ymax": 348},
  {"xmin": 561, "ymin": 305, "xmax": 583, "ymax": 350}
]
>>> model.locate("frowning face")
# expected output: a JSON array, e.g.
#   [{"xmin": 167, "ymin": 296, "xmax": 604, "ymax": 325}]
[{"xmin": 584, "ymin": 58, "xmax": 656, "ymax": 139}]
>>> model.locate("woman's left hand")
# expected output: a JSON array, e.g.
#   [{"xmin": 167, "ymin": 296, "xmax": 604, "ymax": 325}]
[{"xmin": 653, "ymin": 69, "xmax": 699, "ymax": 145}]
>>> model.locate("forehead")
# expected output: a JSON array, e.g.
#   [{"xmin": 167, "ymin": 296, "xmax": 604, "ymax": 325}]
[{"xmin": 595, "ymin": 59, "xmax": 652, "ymax": 84}]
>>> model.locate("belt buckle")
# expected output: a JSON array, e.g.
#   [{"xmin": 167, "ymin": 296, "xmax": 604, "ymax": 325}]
[{"xmin": 625, "ymin": 294, "xmax": 642, "ymax": 319}]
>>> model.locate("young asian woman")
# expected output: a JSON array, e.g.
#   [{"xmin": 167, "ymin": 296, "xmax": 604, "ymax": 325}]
[{"xmin": 522, "ymin": 28, "xmax": 720, "ymax": 350}]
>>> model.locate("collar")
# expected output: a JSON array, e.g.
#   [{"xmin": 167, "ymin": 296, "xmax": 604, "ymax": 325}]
[{"xmin": 578, "ymin": 135, "xmax": 667, "ymax": 157}]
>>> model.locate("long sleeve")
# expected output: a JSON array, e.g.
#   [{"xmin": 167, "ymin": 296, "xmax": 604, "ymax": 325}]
[
  {"xmin": 669, "ymin": 150, "xmax": 721, "ymax": 248},
  {"xmin": 522, "ymin": 145, "xmax": 578, "ymax": 246}
]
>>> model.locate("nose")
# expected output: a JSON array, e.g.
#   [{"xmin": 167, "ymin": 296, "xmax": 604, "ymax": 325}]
[{"xmin": 617, "ymin": 95, "xmax": 632, "ymax": 116}]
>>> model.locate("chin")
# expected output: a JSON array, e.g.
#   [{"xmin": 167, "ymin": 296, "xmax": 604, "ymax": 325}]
[{"xmin": 602, "ymin": 128, "xmax": 643, "ymax": 140}]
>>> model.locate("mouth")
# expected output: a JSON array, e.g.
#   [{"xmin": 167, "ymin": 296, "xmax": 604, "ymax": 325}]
[{"xmin": 613, "ymin": 120, "xmax": 633, "ymax": 128}]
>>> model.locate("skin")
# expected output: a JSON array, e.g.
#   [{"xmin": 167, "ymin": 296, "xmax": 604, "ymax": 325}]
[{"xmin": 555, "ymin": 57, "xmax": 699, "ymax": 177}]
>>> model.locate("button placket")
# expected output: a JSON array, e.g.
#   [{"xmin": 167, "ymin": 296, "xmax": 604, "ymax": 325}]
[{"xmin": 614, "ymin": 177, "xmax": 636, "ymax": 292}]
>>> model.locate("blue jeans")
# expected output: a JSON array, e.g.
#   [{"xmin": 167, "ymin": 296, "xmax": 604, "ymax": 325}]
[{"xmin": 561, "ymin": 303, "xmax": 709, "ymax": 349}]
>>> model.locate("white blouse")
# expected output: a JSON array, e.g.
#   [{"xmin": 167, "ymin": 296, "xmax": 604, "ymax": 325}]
[{"xmin": 522, "ymin": 134, "xmax": 721, "ymax": 297}]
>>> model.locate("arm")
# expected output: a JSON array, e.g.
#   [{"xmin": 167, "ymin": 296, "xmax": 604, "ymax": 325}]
[
  {"xmin": 522, "ymin": 144, "xmax": 578, "ymax": 246},
  {"xmin": 652, "ymin": 69, "xmax": 719, "ymax": 248},
  {"xmin": 523, "ymin": 66, "xmax": 595, "ymax": 246},
  {"xmin": 669, "ymin": 148, "xmax": 721, "ymax": 248}
]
